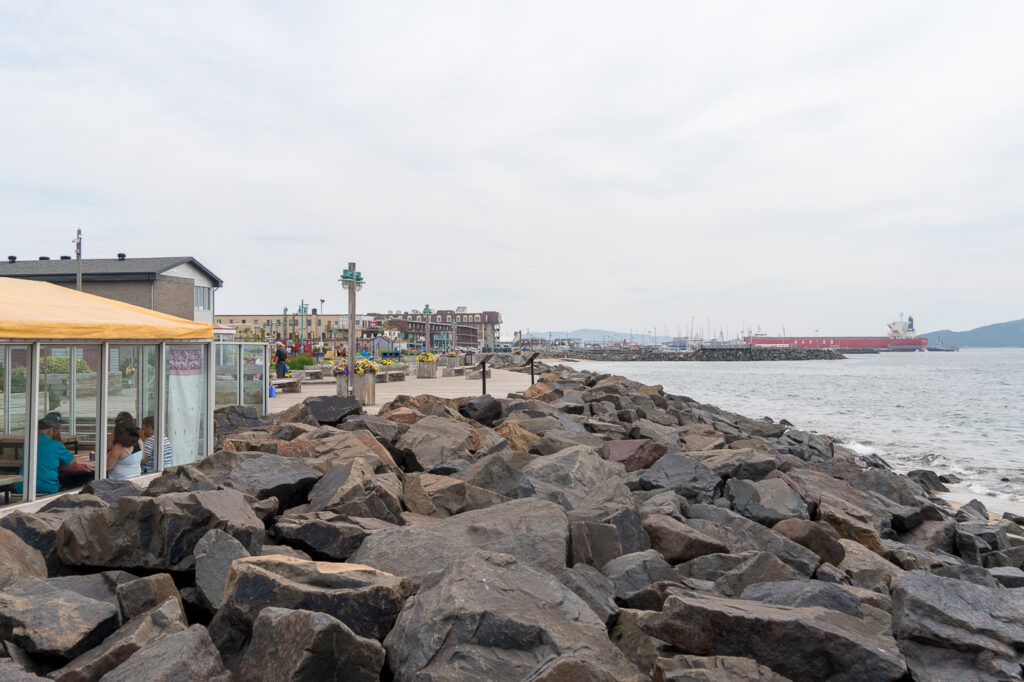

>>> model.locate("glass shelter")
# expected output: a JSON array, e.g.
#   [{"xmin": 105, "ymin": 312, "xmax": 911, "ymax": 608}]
[{"xmin": 0, "ymin": 278, "xmax": 217, "ymax": 507}]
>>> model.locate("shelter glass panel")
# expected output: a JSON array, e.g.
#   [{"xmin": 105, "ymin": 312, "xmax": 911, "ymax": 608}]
[
  {"xmin": 166, "ymin": 344, "xmax": 208, "ymax": 467},
  {"xmin": 242, "ymin": 344, "xmax": 266, "ymax": 414},
  {"xmin": 215, "ymin": 344, "xmax": 240, "ymax": 409},
  {"xmin": 73, "ymin": 345, "xmax": 101, "ymax": 446},
  {"xmin": 106, "ymin": 345, "xmax": 144, "ymax": 481},
  {"xmin": 0, "ymin": 345, "xmax": 28, "ymax": 507}
]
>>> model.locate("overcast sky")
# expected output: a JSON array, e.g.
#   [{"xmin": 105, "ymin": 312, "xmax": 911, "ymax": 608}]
[{"xmin": 3, "ymin": 2, "xmax": 1023, "ymax": 338}]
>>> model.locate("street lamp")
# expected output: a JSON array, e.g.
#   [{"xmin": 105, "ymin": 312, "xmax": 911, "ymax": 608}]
[{"xmin": 338, "ymin": 262, "xmax": 364, "ymax": 396}]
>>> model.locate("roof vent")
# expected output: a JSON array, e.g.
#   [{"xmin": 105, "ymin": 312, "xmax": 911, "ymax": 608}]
[
  {"xmin": 39, "ymin": 256, "xmax": 50, "ymax": 260},
  {"xmin": 117, "ymin": 253, "xmax": 126, "ymax": 261},
  {"xmin": 7, "ymin": 256, "xmax": 15, "ymax": 263},
  {"xmin": 60, "ymin": 255, "xmax": 72, "ymax": 260}
]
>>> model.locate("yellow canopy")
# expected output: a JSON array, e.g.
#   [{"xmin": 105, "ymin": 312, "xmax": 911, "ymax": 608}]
[{"xmin": 0, "ymin": 278, "xmax": 213, "ymax": 340}]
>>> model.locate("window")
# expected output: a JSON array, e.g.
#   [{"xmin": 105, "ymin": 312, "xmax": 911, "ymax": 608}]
[
  {"xmin": 241, "ymin": 319, "xmax": 246, "ymax": 324},
  {"xmin": 475, "ymin": 315, "xmax": 481, "ymax": 322},
  {"xmin": 194, "ymin": 286, "xmax": 212, "ymax": 311}
]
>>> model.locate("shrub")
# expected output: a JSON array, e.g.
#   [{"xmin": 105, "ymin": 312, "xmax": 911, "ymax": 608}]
[
  {"xmin": 41, "ymin": 356, "xmax": 91, "ymax": 374},
  {"xmin": 287, "ymin": 354, "xmax": 316, "ymax": 370}
]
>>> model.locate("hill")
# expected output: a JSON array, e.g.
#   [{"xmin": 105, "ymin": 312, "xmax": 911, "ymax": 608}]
[{"xmin": 922, "ymin": 318, "xmax": 1024, "ymax": 347}]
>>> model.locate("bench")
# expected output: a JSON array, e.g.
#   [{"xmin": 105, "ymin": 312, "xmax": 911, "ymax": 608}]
[
  {"xmin": 0, "ymin": 474, "xmax": 23, "ymax": 504},
  {"xmin": 270, "ymin": 377, "xmax": 302, "ymax": 394},
  {"xmin": 374, "ymin": 370, "xmax": 406, "ymax": 383},
  {"xmin": 442, "ymin": 367, "xmax": 467, "ymax": 377}
]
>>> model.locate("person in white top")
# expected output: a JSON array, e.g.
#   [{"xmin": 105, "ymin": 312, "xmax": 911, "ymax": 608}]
[
  {"xmin": 141, "ymin": 416, "xmax": 174, "ymax": 473},
  {"xmin": 107, "ymin": 422, "xmax": 142, "ymax": 479}
]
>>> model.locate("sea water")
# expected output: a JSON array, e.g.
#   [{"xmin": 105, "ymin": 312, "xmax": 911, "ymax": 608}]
[{"xmin": 574, "ymin": 348, "xmax": 1024, "ymax": 499}]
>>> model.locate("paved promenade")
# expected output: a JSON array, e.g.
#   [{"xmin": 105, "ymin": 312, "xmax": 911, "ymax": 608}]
[{"xmin": 267, "ymin": 368, "xmax": 533, "ymax": 416}]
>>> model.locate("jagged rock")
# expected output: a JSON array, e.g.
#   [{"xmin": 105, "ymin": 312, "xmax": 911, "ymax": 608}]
[
  {"xmin": 513, "ymin": 415, "xmax": 569, "ymax": 436},
  {"xmin": 683, "ymin": 505, "xmax": 821, "ymax": 576},
  {"xmin": 0, "ymin": 510, "xmax": 83, "ymax": 576},
  {"xmin": 98, "ymin": 624, "xmax": 228, "ymax": 681},
  {"xmin": 814, "ymin": 562, "xmax": 853, "ymax": 585},
  {"xmin": 0, "ymin": 658, "xmax": 46, "ymax": 680},
  {"xmin": 714, "ymin": 551, "xmax": 802, "ymax": 598},
  {"xmin": 143, "ymin": 465, "xmax": 220, "ymax": 496},
  {"xmin": 652, "ymin": 655, "xmax": 792, "ymax": 682},
  {"xmin": 0, "ymin": 528, "xmax": 47, "ymax": 589},
  {"xmin": 268, "ymin": 422, "xmax": 315, "ymax": 441},
  {"xmin": 339, "ymin": 415, "xmax": 408, "ymax": 448},
  {"xmin": 838, "ymin": 539, "xmax": 903, "ymax": 592},
  {"xmin": 459, "ymin": 394, "xmax": 503, "ymax": 425},
  {"xmin": 349, "ymin": 499, "xmax": 569, "ymax": 582},
  {"xmin": 740, "ymin": 580, "xmax": 862, "ymax": 618},
  {"xmin": 530, "ymin": 431, "xmax": 610, "ymax": 459},
  {"xmin": 905, "ymin": 469, "xmax": 949, "ymax": 493},
  {"xmin": 629, "ymin": 454, "xmax": 720, "ymax": 504},
  {"xmin": 772, "ymin": 518, "xmax": 846, "ymax": 566},
  {"xmin": 988, "ymin": 566, "xmax": 1024, "ymax": 588},
  {"xmin": 393, "ymin": 415, "xmax": 475, "ymax": 471},
  {"xmin": 214, "ymin": 404, "xmax": 266, "ymax": 441},
  {"xmin": 0, "ymin": 577, "xmax": 120, "ymax": 665},
  {"xmin": 523, "ymin": 445, "xmax": 610, "ymax": 506},
  {"xmin": 900, "ymin": 518, "xmax": 956, "ymax": 554},
  {"xmin": 209, "ymin": 555, "xmax": 412, "ymax": 665},
  {"xmin": 79, "ymin": 479, "xmax": 142, "ymax": 504},
  {"xmin": 402, "ymin": 473, "xmax": 510, "ymax": 517},
  {"xmin": 525, "ymin": 655, "xmax": 624, "ymax": 681},
  {"xmin": 195, "ymin": 529, "xmax": 251, "ymax": 611},
  {"xmin": 115, "ymin": 574, "xmax": 183, "ymax": 621},
  {"xmin": 56, "ymin": 490, "xmax": 264, "ymax": 571},
  {"xmin": 642, "ymin": 514, "xmax": 729, "ymax": 564},
  {"xmin": 566, "ymin": 480, "xmax": 650, "ymax": 569},
  {"xmin": 236, "ymin": 607, "xmax": 385, "ymax": 682},
  {"xmin": 690, "ymin": 448, "xmax": 778, "ymax": 481},
  {"xmin": 640, "ymin": 592, "xmax": 906, "ymax": 681},
  {"xmin": 47, "ymin": 571, "xmax": 137, "ymax": 609},
  {"xmin": 219, "ymin": 455, "xmax": 322, "ymax": 509},
  {"xmin": 49, "ymin": 598, "xmax": 187, "ymax": 682},
  {"xmin": 304, "ymin": 458, "xmax": 404, "ymax": 525},
  {"xmin": 272, "ymin": 513, "xmax": 392, "ymax": 562},
  {"xmin": 460, "ymin": 452, "xmax": 536, "ymax": 498},
  {"xmin": 494, "ymin": 420, "xmax": 541, "ymax": 452},
  {"xmin": 930, "ymin": 563, "xmax": 1002, "ymax": 588},
  {"xmin": 384, "ymin": 552, "xmax": 642, "ymax": 681},
  {"xmin": 956, "ymin": 498, "xmax": 990, "ymax": 523},
  {"xmin": 629, "ymin": 420, "xmax": 682, "ymax": 448},
  {"xmin": 679, "ymin": 431, "xmax": 727, "ymax": 452},
  {"xmin": 725, "ymin": 478, "xmax": 808, "ymax": 526},
  {"xmin": 601, "ymin": 550, "xmax": 680, "ymax": 602},
  {"xmin": 892, "ymin": 571, "xmax": 1024, "ymax": 680},
  {"xmin": 558, "ymin": 564, "xmax": 619, "ymax": 628},
  {"xmin": 606, "ymin": 439, "xmax": 667, "ymax": 472}
]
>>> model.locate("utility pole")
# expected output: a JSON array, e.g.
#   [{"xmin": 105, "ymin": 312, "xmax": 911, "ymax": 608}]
[{"xmin": 74, "ymin": 229, "xmax": 83, "ymax": 291}]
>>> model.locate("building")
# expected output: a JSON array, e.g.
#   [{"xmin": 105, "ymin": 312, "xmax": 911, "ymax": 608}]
[
  {"xmin": 0, "ymin": 254, "xmax": 222, "ymax": 323},
  {"xmin": 376, "ymin": 306, "xmax": 501, "ymax": 351},
  {"xmin": 213, "ymin": 311, "xmax": 379, "ymax": 344},
  {"xmin": 375, "ymin": 317, "xmax": 478, "ymax": 350}
]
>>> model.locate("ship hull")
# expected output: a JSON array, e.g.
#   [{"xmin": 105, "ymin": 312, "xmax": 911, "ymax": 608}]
[{"xmin": 746, "ymin": 336, "xmax": 928, "ymax": 351}]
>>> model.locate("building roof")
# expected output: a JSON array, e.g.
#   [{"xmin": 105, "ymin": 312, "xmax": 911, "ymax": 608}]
[
  {"xmin": 0, "ymin": 256, "xmax": 223, "ymax": 287},
  {"xmin": 0, "ymin": 278, "xmax": 213, "ymax": 340}
]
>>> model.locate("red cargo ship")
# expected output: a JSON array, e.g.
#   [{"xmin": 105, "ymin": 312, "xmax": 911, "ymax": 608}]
[{"xmin": 744, "ymin": 314, "xmax": 928, "ymax": 352}]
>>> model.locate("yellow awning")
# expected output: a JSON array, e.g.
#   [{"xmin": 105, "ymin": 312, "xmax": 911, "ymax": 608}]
[{"xmin": 0, "ymin": 278, "xmax": 213, "ymax": 340}]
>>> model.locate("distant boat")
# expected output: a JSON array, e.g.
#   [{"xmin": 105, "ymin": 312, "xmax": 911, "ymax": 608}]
[{"xmin": 926, "ymin": 337, "xmax": 960, "ymax": 352}]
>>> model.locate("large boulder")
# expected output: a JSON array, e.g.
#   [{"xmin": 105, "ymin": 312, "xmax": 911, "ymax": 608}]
[
  {"xmin": 641, "ymin": 513, "xmax": 728, "ymax": 564},
  {"xmin": 713, "ymin": 551, "xmax": 802, "ymax": 598},
  {"xmin": 566, "ymin": 481, "xmax": 650, "ymax": 570},
  {"xmin": 339, "ymin": 415, "xmax": 409, "ymax": 447},
  {"xmin": 218, "ymin": 454, "xmax": 322, "ymax": 510},
  {"xmin": 522, "ymin": 445, "xmax": 610, "ymax": 506},
  {"xmin": 392, "ymin": 415, "xmax": 476, "ymax": 471},
  {"xmin": 601, "ymin": 550, "xmax": 680, "ymax": 601},
  {"xmin": 0, "ymin": 528, "xmax": 47, "ymax": 589},
  {"xmin": 606, "ymin": 439, "xmax": 667, "ymax": 472},
  {"xmin": 529, "ymin": 431, "xmax": 611, "ymax": 459},
  {"xmin": 56, "ymin": 490, "xmax": 264, "ymax": 572},
  {"xmin": 558, "ymin": 564, "xmax": 619, "ymax": 628},
  {"xmin": 892, "ymin": 570, "xmax": 1024, "ymax": 680},
  {"xmin": 272, "ymin": 513, "xmax": 393, "ymax": 562},
  {"xmin": 772, "ymin": 518, "xmax": 845, "ymax": 566},
  {"xmin": 629, "ymin": 454, "xmax": 720, "ymax": 504},
  {"xmin": 79, "ymin": 479, "xmax": 142, "ymax": 504},
  {"xmin": 208, "ymin": 555, "xmax": 412, "ymax": 665},
  {"xmin": 460, "ymin": 452, "xmax": 536, "ymax": 499},
  {"xmin": 195, "ymin": 529, "xmax": 251, "ymax": 611},
  {"xmin": 692, "ymin": 448, "xmax": 778, "ymax": 481},
  {"xmin": 652, "ymin": 655, "xmax": 791, "ymax": 682},
  {"xmin": 0, "ymin": 510, "xmax": 82, "ymax": 576},
  {"xmin": 96, "ymin": 624, "xmax": 228, "ymax": 682},
  {"xmin": 49, "ymin": 597, "xmax": 187, "ymax": 682},
  {"xmin": 349, "ymin": 499, "xmax": 569, "ymax": 582},
  {"xmin": 640, "ymin": 592, "xmax": 906, "ymax": 681},
  {"xmin": 47, "ymin": 571, "xmax": 137, "ymax": 610},
  {"xmin": 115, "ymin": 574, "xmax": 184, "ymax": 622},
  {"xmin": 459, "ymin": 394, "xmax": 503, "ymax": 426},
  {"xmin": 740, "ymin": 580, "xmax": 863, "ymax": 619},
  {"xmin": 384, "ymin": 552, "xmax": 643, "ymax": 681},
  {"xmin": 303, "ymin": 458, "xmax": 404, "ymax": 525},
  {"xmin": 683, "ymin": 504, "xmax": 821, "ymax": 576},
  {"xmin": 402, "ymin": 473, "xmax": 510, "ymax": 517},
  {"xmin": 236, "ymin": 607, "xmax": 385, "ymax": 682},
  {"xmin": 838, "ymin": 539, "xmax": 903, "ymax": 591},
  {"xmin": 725, "ymin": 477, "xmax": 808, "ymax": 526},
  {"xmin": 0, "ymin": 577, "xmax": 120, "ymax": 666}
]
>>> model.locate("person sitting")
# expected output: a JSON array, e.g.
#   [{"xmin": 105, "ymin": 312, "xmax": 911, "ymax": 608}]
[
  {"xmin": 140, "ymin": 416, "xmax": 173, "ymax": 473},
  {"xmin": 107, "ymin": 411, "xmax": 143, "ymax": 455},
  {"xmin": 14, "ymin": 412, "xmax": 75, "ymax": 495},
  {"xmin": 107, "ymin": 422, "xmax": 143, "ymax": 479}
]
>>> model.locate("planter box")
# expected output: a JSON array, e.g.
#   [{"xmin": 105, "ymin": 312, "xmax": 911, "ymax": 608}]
[
  {"xmin": 417, "ymin": 361, "xmax": 437, "ymax": 379},
  {"xmin": 335, "ymin": 377, "xmax": 349, "ymax": 397},
  {"xmin": 353, "ymin": 373, "xmax": 375, "ymax": 406}
]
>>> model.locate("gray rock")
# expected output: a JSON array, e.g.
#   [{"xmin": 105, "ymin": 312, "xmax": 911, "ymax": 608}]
[
  {"xmin": 272, "ymin": 512, "xmax": 392, "ymax": 561},
  {"xmin": 530, "ymin": 430, "xmax": 610, "ymax": 459},
  {"xmin": 80, "ymin": 479, "xmax": 142, "ymax": 505},
  {"xmin": 349, "ymin": 499, "xmax": 569, "ymax": 582},
  {"xmin": 0, "ymin": 658, "xmax": 46, "ymax": 680},
  {"xmin": 714, "ymin": 551, "xmax": 802, "ymax": 598},
  {"xmin": 97, "ymin": 624, "xmax": 228, "ymax": 681},
  {"xmin": 642, "ymin": 514, "xmax": 729, "ymax": 564},
  {"xmin": 46, "ymin": 571, "xmax": 138, "ymax": 610},
  {"xmin": 636, "ymin": 490, "xmax": 687, "ymax": 521},
  {"xmin": 303, "ymin": 395, "xmax": 363, "ymax": 425},
  {"xmin": 691, "ymin": 448, "xmax": 778, "ymax": 481},
  {"xmin": 640, "ymin": 592, "xmax": 906, "ymax": 681},
  {"xmin": 558, "ymin": 564, "xmax": 619, "ymax": 628},
  {"xmin": 461, "ymin": 452, "xmax": 536, "ymax": 499},
  {"xmin": 305, "ymin": 458, "xmax": 404, "ymax": 525},
  {"xmin": 677, "ymin": 552, "xmax": 755, "ymax": 582},
  {"xmin": 195, "ymin": 529, "xmax": 251, "ymax": 611},
  {"xmin": 772, "ymin": 518, "xmax": 845, "ymax": 566},
  {"xmin": 906, "ymin": 469, "xmax": 949, "ymax": 493},
  {"xmin": 384, "ymin": 552, "xmax": 643, "ymax": 681},
  {"xmin": 629, "ymin": 419, "xmax": 682, "ymax": 448},
  {"xmin": 900, "ymin": 518, "xmax": 956, "ymax": 554},
  {"xmin": 0, "ymin": 510, "xmax": 82, "ymax": 576},
  {"xmin": 725, "ymin": 477, "xmax": 808, "ymax": 526},
  {"xmin": 236, "ymin": 607, "xmax": 385, "ymax": 682},
  {"xmin": 601, "ymin": 550, "xmax": 680, "ymax": 601},
  {"xmin": 684, "ymin": 504, "xmax": 821, "ymax": 576},
  {"xmin": 393, "ymin": 415, "xmax": 475, "ymax": 471},
  {"xmin": 219, "ymin": 454, "xmax": 323, "ymax": 510},
  {"xmin": 956, "ymin": 498, "xmax": 990, "ymax": 522},
  {"xmin": 989, "ymin": 566, "xmax": 1024, "ymax": 588},
  {"xmin": 115, "ymin": 574, "xmax": 183, "ymax": 622},
  {"xmin": 459, "ymin": 394, "xmax": 503, "ymax": 426},
  {"xmin": 0, "ymin": 577, "xmax": 120, "ymax": 665},
  {"xmin": 652, "ymin": 654, "xmax": 792, "ymax": 682},
  {"xmin": 339, "ymin": 415, "xmax": 409, "ymax": 447},
  {"xmin": 630, "ymin": 454, "xmax": 720, "ymax": 504},
  {"xmin": 522, "ymin": 445, "xmax": 610, "ymax": 500},
  {"xmin": 401, "ymin": 473, "xmax": 510, "ymax": 517},
  {"xmin": 0, "ymin": 529, "xmax": 47, "ymax": 590},
  {"xmin": 740, "ymin": 580, "xmax": 863, "ymax": 618},
  {"xmin": 838, "ymin": 539, "xmax": 903, "ymax": 592},
  {"xmin": 930, "ymin": 563, "xmax": 1002, "ymax": 588}
]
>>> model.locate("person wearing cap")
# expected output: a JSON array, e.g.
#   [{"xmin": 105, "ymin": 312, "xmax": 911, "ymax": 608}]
[
  {"xmin": 275, "ymin": 341, "xmax": 289, "ymax": 379},
  {"xmin": 14, "ymin": 412, "xmax": 75, "ymax": 495}
]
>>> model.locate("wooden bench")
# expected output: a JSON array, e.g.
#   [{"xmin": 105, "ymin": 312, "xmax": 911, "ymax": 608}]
[
  {"xmin": 271, "ymin": 377, "xmax": 302, "ymax": 393},
  {"xmin": 374, "ymin": 370, "xmax": 406, "ymax": 383},
  {"xmin": 441, "ymin": 367, "xmax": 467, "ymax": 377},
  {"xmin": 0, "ymin": 474, "xmax": 23, "ymax": 504}
]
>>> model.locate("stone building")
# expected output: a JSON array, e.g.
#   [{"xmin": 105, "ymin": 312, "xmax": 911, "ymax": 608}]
[
  {"xmin": 377, "ymin": 306, "xmax": 501, "ymax": 351},
  {"xmin": 0, "ymin": 254, "xmax": 222, "ymax": 323}
]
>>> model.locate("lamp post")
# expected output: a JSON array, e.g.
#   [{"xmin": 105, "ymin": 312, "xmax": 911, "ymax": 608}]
[
  {"xmin": 338, "ymin": 262, "xmax": 364, "ymax": 396},
  {"xmin": 320, "ymin": 298, "xmax": 325, "ymax": 342},
  {"xmin": 282, "ymin": 307, "xmax": 288, "ymax": 345}
]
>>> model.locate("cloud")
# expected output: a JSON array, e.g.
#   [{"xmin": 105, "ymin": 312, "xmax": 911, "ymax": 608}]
[{"xmin": 1, "ymin": 1, "xmax": 1023, "ymax": 336}]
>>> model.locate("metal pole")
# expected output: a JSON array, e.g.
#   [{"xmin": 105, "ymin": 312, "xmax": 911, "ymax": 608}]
[
  {"xmin": 481, "ymin": 359, "xmax": 486, "ymax": 395},
  {"xmin": 25, "ymin": 342, "xmax": 41, "ymax": 501},
  {"xmin": 346, "ymin": 261, "xmax": 356, "ymax": 397},
  {"xmin": 530, "ymin": 358, "xmax": 535, "ymax": 385},
  {"xmin": 75, "ymin": 229, "xmax": 83, "ymax": 292}
]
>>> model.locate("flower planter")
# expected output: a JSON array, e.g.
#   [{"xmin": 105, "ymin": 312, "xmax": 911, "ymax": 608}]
[
  {"xmin": 335, "ymin": 376, "xmax": 349, "ymax": 397},
  {"xmin": 417, "ymin": 361, "xmax": 437, "ymax": 379},
  {"xmin": 445, "ymin": 357, "xmax": 459, "ymax": 368},
  {"xmin": 353, "ymin": 373, "xmax": 376, "ymax": 405}
]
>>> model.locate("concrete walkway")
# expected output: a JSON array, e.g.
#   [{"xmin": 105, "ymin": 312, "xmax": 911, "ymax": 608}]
[{"xmin": 267, "ymin": 368, "xmax": 533, "ymax": 416}]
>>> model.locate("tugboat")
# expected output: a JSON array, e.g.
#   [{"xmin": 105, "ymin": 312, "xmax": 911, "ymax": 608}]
[{"xmin": 926, "ymin": 337, "xmax": 960, "ymax": 352}]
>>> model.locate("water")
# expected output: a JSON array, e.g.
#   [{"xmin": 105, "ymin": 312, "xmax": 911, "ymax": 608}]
[{"xmin": 574, "ymin": 348, "xmax": 1024, "ymax": 499}]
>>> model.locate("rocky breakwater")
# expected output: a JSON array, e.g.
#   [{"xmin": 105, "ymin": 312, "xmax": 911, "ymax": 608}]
[{"xmin": 1, "ymin": 376, "xmax": 1023, "ymax": 680}]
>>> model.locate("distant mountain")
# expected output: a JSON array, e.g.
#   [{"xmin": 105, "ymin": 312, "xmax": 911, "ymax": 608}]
[
  {"xmin": 922, "ymin": 319, "xmax": 1024, "ymax": 347},
  {"xmin": 529, "ymin": 329, "xmax": 676, "ymax": 344}
]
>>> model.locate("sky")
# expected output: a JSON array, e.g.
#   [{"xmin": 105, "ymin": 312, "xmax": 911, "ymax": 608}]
[{"xmin": 2, "ymin": 1, "xmax": 1023, "ymax": 339}]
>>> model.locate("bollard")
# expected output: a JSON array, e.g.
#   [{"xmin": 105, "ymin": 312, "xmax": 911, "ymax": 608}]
[{"xmin": 481, "ymin": 359, "xmax": 487, "ymax": 395}]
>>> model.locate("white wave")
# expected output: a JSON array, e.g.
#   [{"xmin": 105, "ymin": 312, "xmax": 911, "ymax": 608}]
[{"xmin": 844, "ymin": 441, "xmax": 886, "ymax": 457}]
